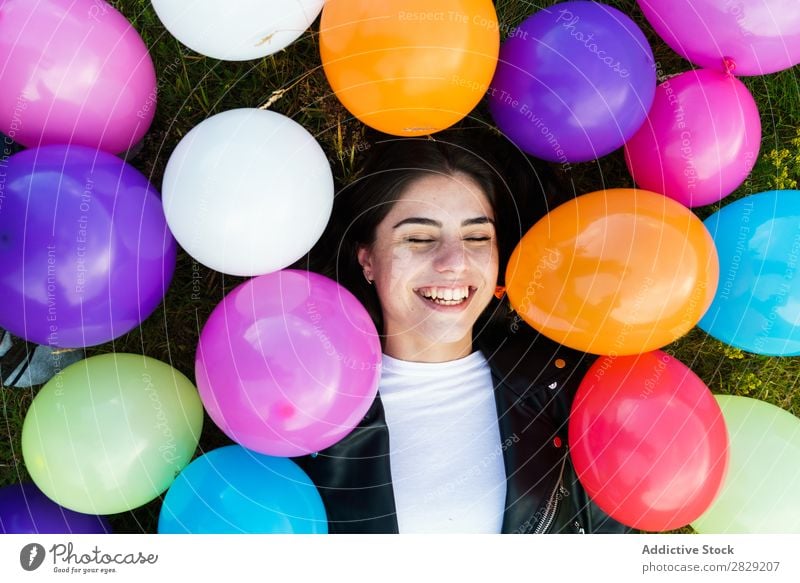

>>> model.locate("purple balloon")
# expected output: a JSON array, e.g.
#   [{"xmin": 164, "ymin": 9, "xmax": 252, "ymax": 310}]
[
  {"xmin": 196, "ymin": 269, "xmax": 381, "ymax": 457},
  {"xmin": 0, "ymin": 482, "xmax": 111, "ymax": 534},
  {"xmin": 489, "ymin": 1, "xmax": 656, "ymax": 163},
  {"xmin": 638, "ymin": 0, "xmax": 800, "ymax": 76},
  {"xmin": 0, "ymin": 145, "xmax": 176, "ymax": 347}
]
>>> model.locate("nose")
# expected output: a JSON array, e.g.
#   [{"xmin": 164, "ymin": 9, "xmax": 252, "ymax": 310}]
[{"xmin": 433, "ymin": 238, "xmax": 467, "ymax": 273}]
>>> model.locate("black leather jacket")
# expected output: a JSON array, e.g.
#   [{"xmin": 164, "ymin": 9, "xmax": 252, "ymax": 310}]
[{"xmin": 294, "ymin": 325, "xmax": 633, "ymax": 534}]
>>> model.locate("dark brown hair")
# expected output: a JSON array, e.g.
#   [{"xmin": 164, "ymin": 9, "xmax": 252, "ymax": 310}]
[{"xmin": 301, "ymin": 126, "xmax": 560, "ymax": 342}]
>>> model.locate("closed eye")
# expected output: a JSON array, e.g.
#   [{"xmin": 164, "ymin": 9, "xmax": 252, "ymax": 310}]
[{"xmin": 404, "ymin": 236, "xmax": 492, "ymax": 244}]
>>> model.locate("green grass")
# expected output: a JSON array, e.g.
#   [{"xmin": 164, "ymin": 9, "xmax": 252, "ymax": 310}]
[{"xmin": 1, "ymin": 0, "xmax": 798, "ymax": 534}]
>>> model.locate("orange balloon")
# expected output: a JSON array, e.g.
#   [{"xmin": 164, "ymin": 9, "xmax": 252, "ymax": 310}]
[
  {"xmin": 505, "ymin": 189, "xmax": 719, "ymax": 355},
  {"xmin": 319, "ymin": 0, "xmax": 499, "ymax": 136}
]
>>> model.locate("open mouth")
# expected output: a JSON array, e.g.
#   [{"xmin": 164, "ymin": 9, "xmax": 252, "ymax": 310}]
[{"xmin": 413, "ymin": 286, "xmax": 476, "ymax": 307}]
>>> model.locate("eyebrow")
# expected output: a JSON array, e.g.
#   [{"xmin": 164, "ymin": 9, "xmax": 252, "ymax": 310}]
[{"xmin": 392, "ymin": 216, "xmax": 495, "ymax": 229}]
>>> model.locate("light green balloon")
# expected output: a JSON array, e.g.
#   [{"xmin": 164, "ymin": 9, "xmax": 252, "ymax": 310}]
[
  {"xmin": 691, "ymin": 395, "xmax": 800, "ymax": 533},
  {"xmin": 22, "ymin": 353, "xmax": 204, "ymax": 515}
]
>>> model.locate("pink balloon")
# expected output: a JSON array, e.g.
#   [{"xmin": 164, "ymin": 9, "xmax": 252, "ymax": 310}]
[
  {"xmin": 0, "ymin": 0, "xmax": 156, "ymax": 153},
  {"xmin": 637, "ymin": 0, "xmax": 800, "ymax": 76},
  {"xmin": 196, "ymin": 270, "xmax": 382, "ymax": 457},
  {"xmin": 569, "ymin": 351, "xmax": 729, "ymax": 532},
  {"xmin": 624, "ymin": 69, "xmax": 761, "ymax": 208}
]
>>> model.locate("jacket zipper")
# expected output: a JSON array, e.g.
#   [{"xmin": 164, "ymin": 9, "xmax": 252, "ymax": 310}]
[{"xmin": 530, "ymin": 452, "xmax": 568, "ymax": 534}]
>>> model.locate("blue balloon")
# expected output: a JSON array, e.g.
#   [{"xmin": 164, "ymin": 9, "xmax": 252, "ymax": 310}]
[
  {"xmin": 698, "ymin": 190, "xmax": 800, "ymax": 356},
  {"xmin": 158, "ymin": 446, "xmax": 327, "ymax": 534}
]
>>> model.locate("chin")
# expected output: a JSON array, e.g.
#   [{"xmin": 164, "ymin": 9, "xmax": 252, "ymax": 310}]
[{"xmin": 419, "ymin": 319, "xmax": 477, "ymax": 345}]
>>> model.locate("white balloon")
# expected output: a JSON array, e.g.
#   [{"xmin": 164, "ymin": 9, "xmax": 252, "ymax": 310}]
[
  {"xmin": 162, "ymin": 109, "xmax": 333, "ymax": 276},
  {"xmin": 150, "ymin": 0, "xmax": 325, "ymax": 61}
]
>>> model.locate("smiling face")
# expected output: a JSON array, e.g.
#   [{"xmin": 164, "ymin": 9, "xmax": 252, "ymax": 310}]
[{"xmin": 357, "ymin": 171, "xmax": 499, "ymax": 362}]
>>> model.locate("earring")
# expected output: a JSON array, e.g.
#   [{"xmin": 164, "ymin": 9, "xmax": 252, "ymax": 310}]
[{"xmin": 363, "ymin": 271, "xmax": 373, "ymax": 285}]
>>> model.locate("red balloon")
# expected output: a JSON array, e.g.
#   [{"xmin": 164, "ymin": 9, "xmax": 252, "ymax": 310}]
[{"xmin": 569, "ymin": 351, "xmax": 728, "ymax": 531}]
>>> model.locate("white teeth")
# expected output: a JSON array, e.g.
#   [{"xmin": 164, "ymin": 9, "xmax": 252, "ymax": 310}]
[{"xmin": 417, "ymin": 286, "xmax": 471, "ymax": 302}]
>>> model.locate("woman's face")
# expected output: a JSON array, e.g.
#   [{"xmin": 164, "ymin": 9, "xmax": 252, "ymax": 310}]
[{"xmin": 357, "ymin": 172, "xmax": 499, "ymax": 357}]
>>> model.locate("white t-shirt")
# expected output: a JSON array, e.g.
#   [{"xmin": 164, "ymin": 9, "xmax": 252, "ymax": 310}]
[{"xmin": 378, "ymin": 351, "xmax": 507, "ymax": 533}]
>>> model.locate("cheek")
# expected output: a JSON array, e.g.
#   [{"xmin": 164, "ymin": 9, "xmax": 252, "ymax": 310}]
[
  {"xmin": 371, "ymin": 246, "xmax": 415, "ymax": 292},
  {"xmin": 392, "ymin": 246, "xmax": 413, "ymax": 265},
  {"xmin": 384, "ymin": 247, "xmax": 415, "ymax": 286},
  {"xmin": 490, "ymin": 246, "xmax": 500, "ymax": 274},
  {"xmin": 472, "ymin": 246, "xmax": 499, "ymax": 277}
]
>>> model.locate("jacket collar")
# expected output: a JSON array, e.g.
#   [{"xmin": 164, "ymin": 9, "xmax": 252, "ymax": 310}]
[{"xmin": 477, "ymin": 331, "xmax": 576, "ymax": 533}]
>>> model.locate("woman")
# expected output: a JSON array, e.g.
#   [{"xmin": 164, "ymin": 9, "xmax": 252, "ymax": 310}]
[{"xmin": 295, "ymin": 127, "xmax": 630, "ymax": 534}]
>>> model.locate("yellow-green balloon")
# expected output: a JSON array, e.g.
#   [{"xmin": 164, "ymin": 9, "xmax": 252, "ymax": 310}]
[
  {"xmin": 22, "ymin": 353, "xmax": 204, "ymax": 515},
  {"xmin": 691, "ymin": 395, "xmax": 800, "ymax": 533}
]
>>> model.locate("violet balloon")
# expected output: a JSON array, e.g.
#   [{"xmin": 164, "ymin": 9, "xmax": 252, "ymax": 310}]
[
  {"xmin": 637, "ymin": 0, "xmax": 800, "ymax": 76},
  {"xmin": 0, "ymin": 483, "xmax": 111, "ymax": 534},
  {"xmin": 489, "ymin": 1, "xmax": 655, "ymax": 163},
  {"xmin": 0, "ymin": 145, "xmax": 176, "ymax": 347},
  {"xmin": 0, "ymin": 0, "xmax": 157, "ymax": 153},
  {"xmin": 195, "ymin": 270, "xmax": 381, "ymax": 457},
  {"xmin": 624, "ymin": 69, "xmax": 761, "ymax": 208}
]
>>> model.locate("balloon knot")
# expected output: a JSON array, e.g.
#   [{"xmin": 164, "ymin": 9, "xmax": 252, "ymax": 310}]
[
  {"xmin": 722, "ymin": 57, "xmax": 737, "ymax": 77},
  {"xmin": 494, "ymin": 285, "xmax": 507, "ymax": 299}
]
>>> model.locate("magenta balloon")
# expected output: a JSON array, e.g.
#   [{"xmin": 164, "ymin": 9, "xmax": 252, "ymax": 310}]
[
  {"xmin": 0, "ymin": 145, "xmax": 176, "ymax": 347},
  {"xmin": 637, "ymin": 0, "xmax": 800, "ymax": 76},
  {"xmin": 624, "ymin": 69, "xmax": 761, "ymax": 208},
  {"xmin": 0, "ymin": 0, "xmax": 156, "ymax": 153},
  {"xmin": 196, "ymin": 270, "xmax": 381, "ymax": 457}
]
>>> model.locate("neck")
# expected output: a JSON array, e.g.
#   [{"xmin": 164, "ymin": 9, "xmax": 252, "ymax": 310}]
[{"xmin": 382, "ymin": 331, "xmax": 473, "ymax": 363}]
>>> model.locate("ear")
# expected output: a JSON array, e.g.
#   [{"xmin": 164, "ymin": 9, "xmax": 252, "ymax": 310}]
[{"xmin": 357, "ymin": 244, "xmax": 373, "ymax": 275}]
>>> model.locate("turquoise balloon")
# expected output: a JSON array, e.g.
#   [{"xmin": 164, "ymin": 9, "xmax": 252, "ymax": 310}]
[
  {"xmin": 699, "ymin": 190, "xmax": 800, "ymax": 355},
  {"xmin": 691, "ymin": 395, "xmax": 800, "ymax": 533},
  {"xmin": 158, "ymin": 446, "xmax": 327, "ymax": 534}
]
